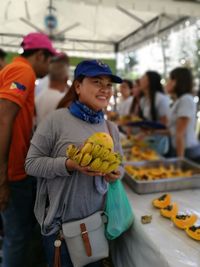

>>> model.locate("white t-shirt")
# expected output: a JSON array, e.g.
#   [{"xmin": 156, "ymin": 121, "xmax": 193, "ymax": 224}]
[
  {"xmin": 140, "ymin": 92, "xmax": 170, "ymax": 121},
  {"xmin": 35, "ymin": 86, "xmax": 66, "ymax": 125},
  {"xmin": 169, "ymin": 94, "xmax": 198, "ymax": 149},
  {"xmin": 35, "ymin": 75, "xmax": 49, "ymax": 96},
  {"xmin": 117, "ymin": 96, "xmax": 133, "ymax": 116}
]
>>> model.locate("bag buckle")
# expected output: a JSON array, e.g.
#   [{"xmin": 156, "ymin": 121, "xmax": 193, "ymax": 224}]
[{"xmin": 80, "ymin": 223, "xmax": 92, "ymax": 257}]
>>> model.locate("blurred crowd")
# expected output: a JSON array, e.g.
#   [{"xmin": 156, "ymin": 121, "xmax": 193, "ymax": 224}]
[{"xmin": 107, "ymin": 68, "xmax": 200, "ymax": 162}]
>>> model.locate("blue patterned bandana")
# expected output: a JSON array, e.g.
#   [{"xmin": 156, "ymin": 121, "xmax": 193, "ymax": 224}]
[{"xmin": 68, "ymin": 101, "xmax": 104, "ymax": 124}]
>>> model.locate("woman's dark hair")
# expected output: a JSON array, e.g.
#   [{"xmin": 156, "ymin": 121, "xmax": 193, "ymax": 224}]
[
  {"xmin": 56, "ymin": 75, "xmax": 85, "ymax": 109},
  {"xmin": 21, "ymin": 49, "xmax": 53, "ymax": 59},
  {"xmin": 122, "ymin": 79, "xmax": 133, "ymax": 90},
  {"xmin": 145, "ymin": 71, "xmax": 164, "ymax": 121},
  {"xmin": 0, "ymin": 48, "xmax": 7, "ymax": 59},
  {"xmin": 129, "ymin": 79, "xmax": 142, "ymax": 115},
  {"xmin": 170, "ymin": 67, "xmax": 193, "ymax": 97}
]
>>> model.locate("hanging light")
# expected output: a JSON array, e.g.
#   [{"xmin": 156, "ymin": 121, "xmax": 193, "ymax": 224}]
[
  {"xmin": 185, "ymin": 20, "xmax": 190, "ymax": 27},
  {"xmin": 180, "ymin": 59, "xmax": 186, "ymax": 65}
]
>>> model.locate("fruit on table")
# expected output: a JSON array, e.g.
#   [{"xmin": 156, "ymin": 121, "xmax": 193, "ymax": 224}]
[
  {"xmin": 66, "ymin": 132, "xmax": 122, "ymax": 173},
  {"xmin": 125, "ymin": 164, "xmax": 193, "ymax": 181},
  {"xmin": 118, "ymin": 115, "xmax": 142, "ymax": 125},
  {"xmin": 141, "ymin": 215, "xmax": 152, "ymax": 224},
  {"xmin": 130, "ymin": 146, "xmax": 159, "ymax": 161},
  {"xmin": 152, "ymin": 194, "xmax": 171, "ymax": 209},
  {"xmin": 160, "ymin": 203, "xmax": 178, "ymax": 218},
  {"xmin": 172, "ymin": 214, "xmax": 198, "ymax": 229},
  {"xmin": 185, "ymin": 225, "xmax": 200, "ymax": 241},
  {"xmin": 121, "ymin": 135, "xmax": 148, "ymax": 149}
]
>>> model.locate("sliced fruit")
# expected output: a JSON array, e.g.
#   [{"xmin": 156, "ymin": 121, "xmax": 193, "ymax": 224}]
[
  {"xmin": 185, "ymin": 225, "xmax": 200, "ymax": 241},
  {"xmin": 172, "ymin": 214, "xmax": 198, "ymax": 229},
  {"xmin": 160, "ymin": 203, "xmax": 178, "ymax": 218},
  {"xmin": 152, "ymin": 194, "xmax": 171, "ymax": 209}
]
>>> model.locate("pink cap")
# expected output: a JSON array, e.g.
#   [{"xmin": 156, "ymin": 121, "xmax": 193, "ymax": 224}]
[{"xmin": 21, "ymin": 32, "xmax": 57, "ymax": 55}]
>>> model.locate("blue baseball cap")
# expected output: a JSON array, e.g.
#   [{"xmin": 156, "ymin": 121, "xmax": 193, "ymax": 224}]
[{"xmin": 74, "ymin": 60, "xmax": 122, "ymax": 83}]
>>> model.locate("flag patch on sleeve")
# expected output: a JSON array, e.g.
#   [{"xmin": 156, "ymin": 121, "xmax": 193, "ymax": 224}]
[{"xmin": 10, "ymin": 82, "xmax": 26, "ymax": 94}]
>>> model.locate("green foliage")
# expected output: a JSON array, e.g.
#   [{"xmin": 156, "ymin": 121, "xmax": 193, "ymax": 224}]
[
  {"xmin": 69, "ymin": 57, "xmax": 116, "ymax": 73},
  {"xmin": 4, "ymin": 52, "xmax": 117, "ymax": 74},
  {"xmin": 5, "ymin": 52, "xmax": 18, "ymax": 63}
]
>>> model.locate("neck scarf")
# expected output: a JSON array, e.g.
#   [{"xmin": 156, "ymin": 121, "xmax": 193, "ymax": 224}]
[{"xmin": 69, "ymin": 100, "xmax": 104, "ymax": 124}]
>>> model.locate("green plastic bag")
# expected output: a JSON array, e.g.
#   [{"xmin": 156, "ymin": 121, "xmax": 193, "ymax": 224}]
[{"xmin": 105, "ymin": 179, "xmax": 134, "ymax": 240}]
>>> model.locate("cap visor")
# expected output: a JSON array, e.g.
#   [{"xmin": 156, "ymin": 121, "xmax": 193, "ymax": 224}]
[
  {"xmin": 110, "ymin": 75, "xmax": 122, "ymax": 83},
  {"xmin": 49, "ymin": 47, "xmax": 59, "ymax": 56},
  {"xmin": 82, "ymin": 72, "xmax": 122, "ymax": 83}
]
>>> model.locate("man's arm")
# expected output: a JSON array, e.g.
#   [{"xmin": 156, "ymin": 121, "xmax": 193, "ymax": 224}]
[
  {"xmin": 176, "ymin": 117, "xmax": 190, "ymax": 157},
  {"xmin": 0, "ymin": 99, "xmax": 20, "ymax": 210}
]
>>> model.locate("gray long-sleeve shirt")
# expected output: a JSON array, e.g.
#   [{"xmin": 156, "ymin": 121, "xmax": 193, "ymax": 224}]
[{"xmin": 25, "ymin": 108, "xmax": 124, "ymax": 235}]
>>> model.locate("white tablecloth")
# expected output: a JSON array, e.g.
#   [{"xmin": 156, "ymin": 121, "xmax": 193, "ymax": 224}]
[{"xmin": 111, "ymin": 185, "xmax": 200, "ymax": 267}]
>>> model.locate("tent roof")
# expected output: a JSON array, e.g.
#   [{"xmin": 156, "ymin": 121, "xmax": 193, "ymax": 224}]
[{"xmin": 0, "ymin": 0, "xmax": 199, "ymax": 55}]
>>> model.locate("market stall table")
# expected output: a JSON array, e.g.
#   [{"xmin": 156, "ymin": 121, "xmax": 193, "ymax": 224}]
[{"xmin": 111, "ymin": 184, "xmax": 200, "ymax": 267}]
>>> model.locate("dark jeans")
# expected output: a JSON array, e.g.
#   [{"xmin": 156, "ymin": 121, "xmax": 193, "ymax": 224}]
[
  {"xmin": 1, "ymin": 176, "xmax": 37, "ymax": 267},
  {"xmin": 43, "ymin": 233, "xmax": 103, "ymax": 267}
]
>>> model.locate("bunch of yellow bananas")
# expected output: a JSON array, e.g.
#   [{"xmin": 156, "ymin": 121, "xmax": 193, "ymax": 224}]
[{"xmin": 66, "ymin": 132, "xmax": 122, "ymax": 174}]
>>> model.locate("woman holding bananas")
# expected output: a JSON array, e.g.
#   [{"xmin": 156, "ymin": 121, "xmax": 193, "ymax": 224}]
[{"xmin": 25, "ymin": 60, "xmax": 124, "ymax": 267}]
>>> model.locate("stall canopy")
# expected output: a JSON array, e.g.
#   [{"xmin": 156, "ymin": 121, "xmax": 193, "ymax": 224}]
[{"xmin": 0, "ymin": 0, "xmax": 200, "ymax": 55}]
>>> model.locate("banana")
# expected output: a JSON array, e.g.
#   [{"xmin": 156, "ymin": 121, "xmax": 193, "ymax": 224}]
[
  {"xmin": 66, "ymin": 133, "xmax": 122, "ymax": 171},
  {"xmin": 104, "ymin": 151, "xmax": 117, "ymax": 162},
  {"xmin": 72, "ymin": 152, "xmax": 83, "ymax": 165},
  {"xmin": 81, "ymin": 142, "xmax": 94, "ymax": 155},
  {"xmin": 115, "ymin": 152, "xmax": 123, "ymax": 162},
  {"xmin": 66, "ymin": 144, "xmax": 79, "ymax": 158},
  {"xmin": 91, "ymin": 144, "xmax": 102, "ymax": 158},
  {"xmin": 100, "ymin": 148, "xmax": 111, "ymax": 159},
  {"xmin": 105, "ymin": 162, "xmax": 120, "ymax": 174},
  {"xmin": 94, "ymin": 146, "xmax": 106, "ymax": 158},
  {"xmin": 80, "ymin": 153, "xmax": 93, "ymax": 167},
  {"xmin": 98, "ymin": 161, "xmax": 109, "ymax": 173},
  {"xmin": 89, "ymin": 158, "xmax": 102, "ymax": 171},
  {"xmin": 105, "ymin": 152, "xmax": 122, "ymax": 163},
  {"xmin": 95, "ymin": 147, "xmax": 110, "ymax": 159}
]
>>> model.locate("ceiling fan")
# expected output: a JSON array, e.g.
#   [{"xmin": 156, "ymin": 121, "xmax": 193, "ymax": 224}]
[{"xmin": 20, "ymin": 0, "xmax": 80, "ymax": 42}]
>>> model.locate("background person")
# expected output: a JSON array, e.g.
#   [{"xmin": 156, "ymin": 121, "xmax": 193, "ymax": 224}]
[
  {"xmin": 0, "ymin": 48, "xmax": 8, "ymax": 237},
  {"xmin": 35, "ymin": 53, "xmax": 69, "ymax": 97},
  {"xmin": 166, "ymin": 67, "xmax": 200, "ymax": 161},
  {"xmin": 35, "ymin": 53, "xmax": 70, "ymax": 125},
  {"xmin": 25, "ymin": 59, "xmax": 124, "ymax": 267},
  {"xmin": 129, "ymin": 78, "xmax": 143, "ymax": 117},
  {"xmin": 138, "ymin": 71, "xmax": 170, "ymax": 155},
  {"xmin": 117, "ymin": 79, "xmax": 133, "ymax": 116},
  {"xmin": 0, "ymin": 32, "xmax": 57, "ymax": 267},
  {"xmin": 139, "ymin": 70, "xmax": 170, "ymax": 126}
]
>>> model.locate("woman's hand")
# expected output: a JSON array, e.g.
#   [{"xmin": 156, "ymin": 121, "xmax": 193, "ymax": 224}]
[
  {"xmin": 65, "ymin": 158, "xmax": 105, "ymax": 177},
  {"xmin": 104, "ymin": 170, "xmax": 121, "ymax": 183}
]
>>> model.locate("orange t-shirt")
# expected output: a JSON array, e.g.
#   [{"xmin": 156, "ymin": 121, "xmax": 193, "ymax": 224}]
[{"xmin": 0, "ymin": 56, "xmax": 36, "ymax": 181}]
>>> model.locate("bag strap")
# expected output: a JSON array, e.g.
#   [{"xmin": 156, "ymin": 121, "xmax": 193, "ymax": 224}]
[
  {"xmin": 106, "ymin": 120, "xmax": 113, "ymax": 140},
  {"xmin": 80, "ymin": 223, "xmax": 92, "ymax": 257},
  {"xmin": 53, "ymin": 231, "xmax": 64, "ymax": 267}
]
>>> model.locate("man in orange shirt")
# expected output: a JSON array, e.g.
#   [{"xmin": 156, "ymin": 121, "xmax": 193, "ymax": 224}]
[{"xmin": 0, "ymin": 32, "xmax": 57, "ymax": 267}]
